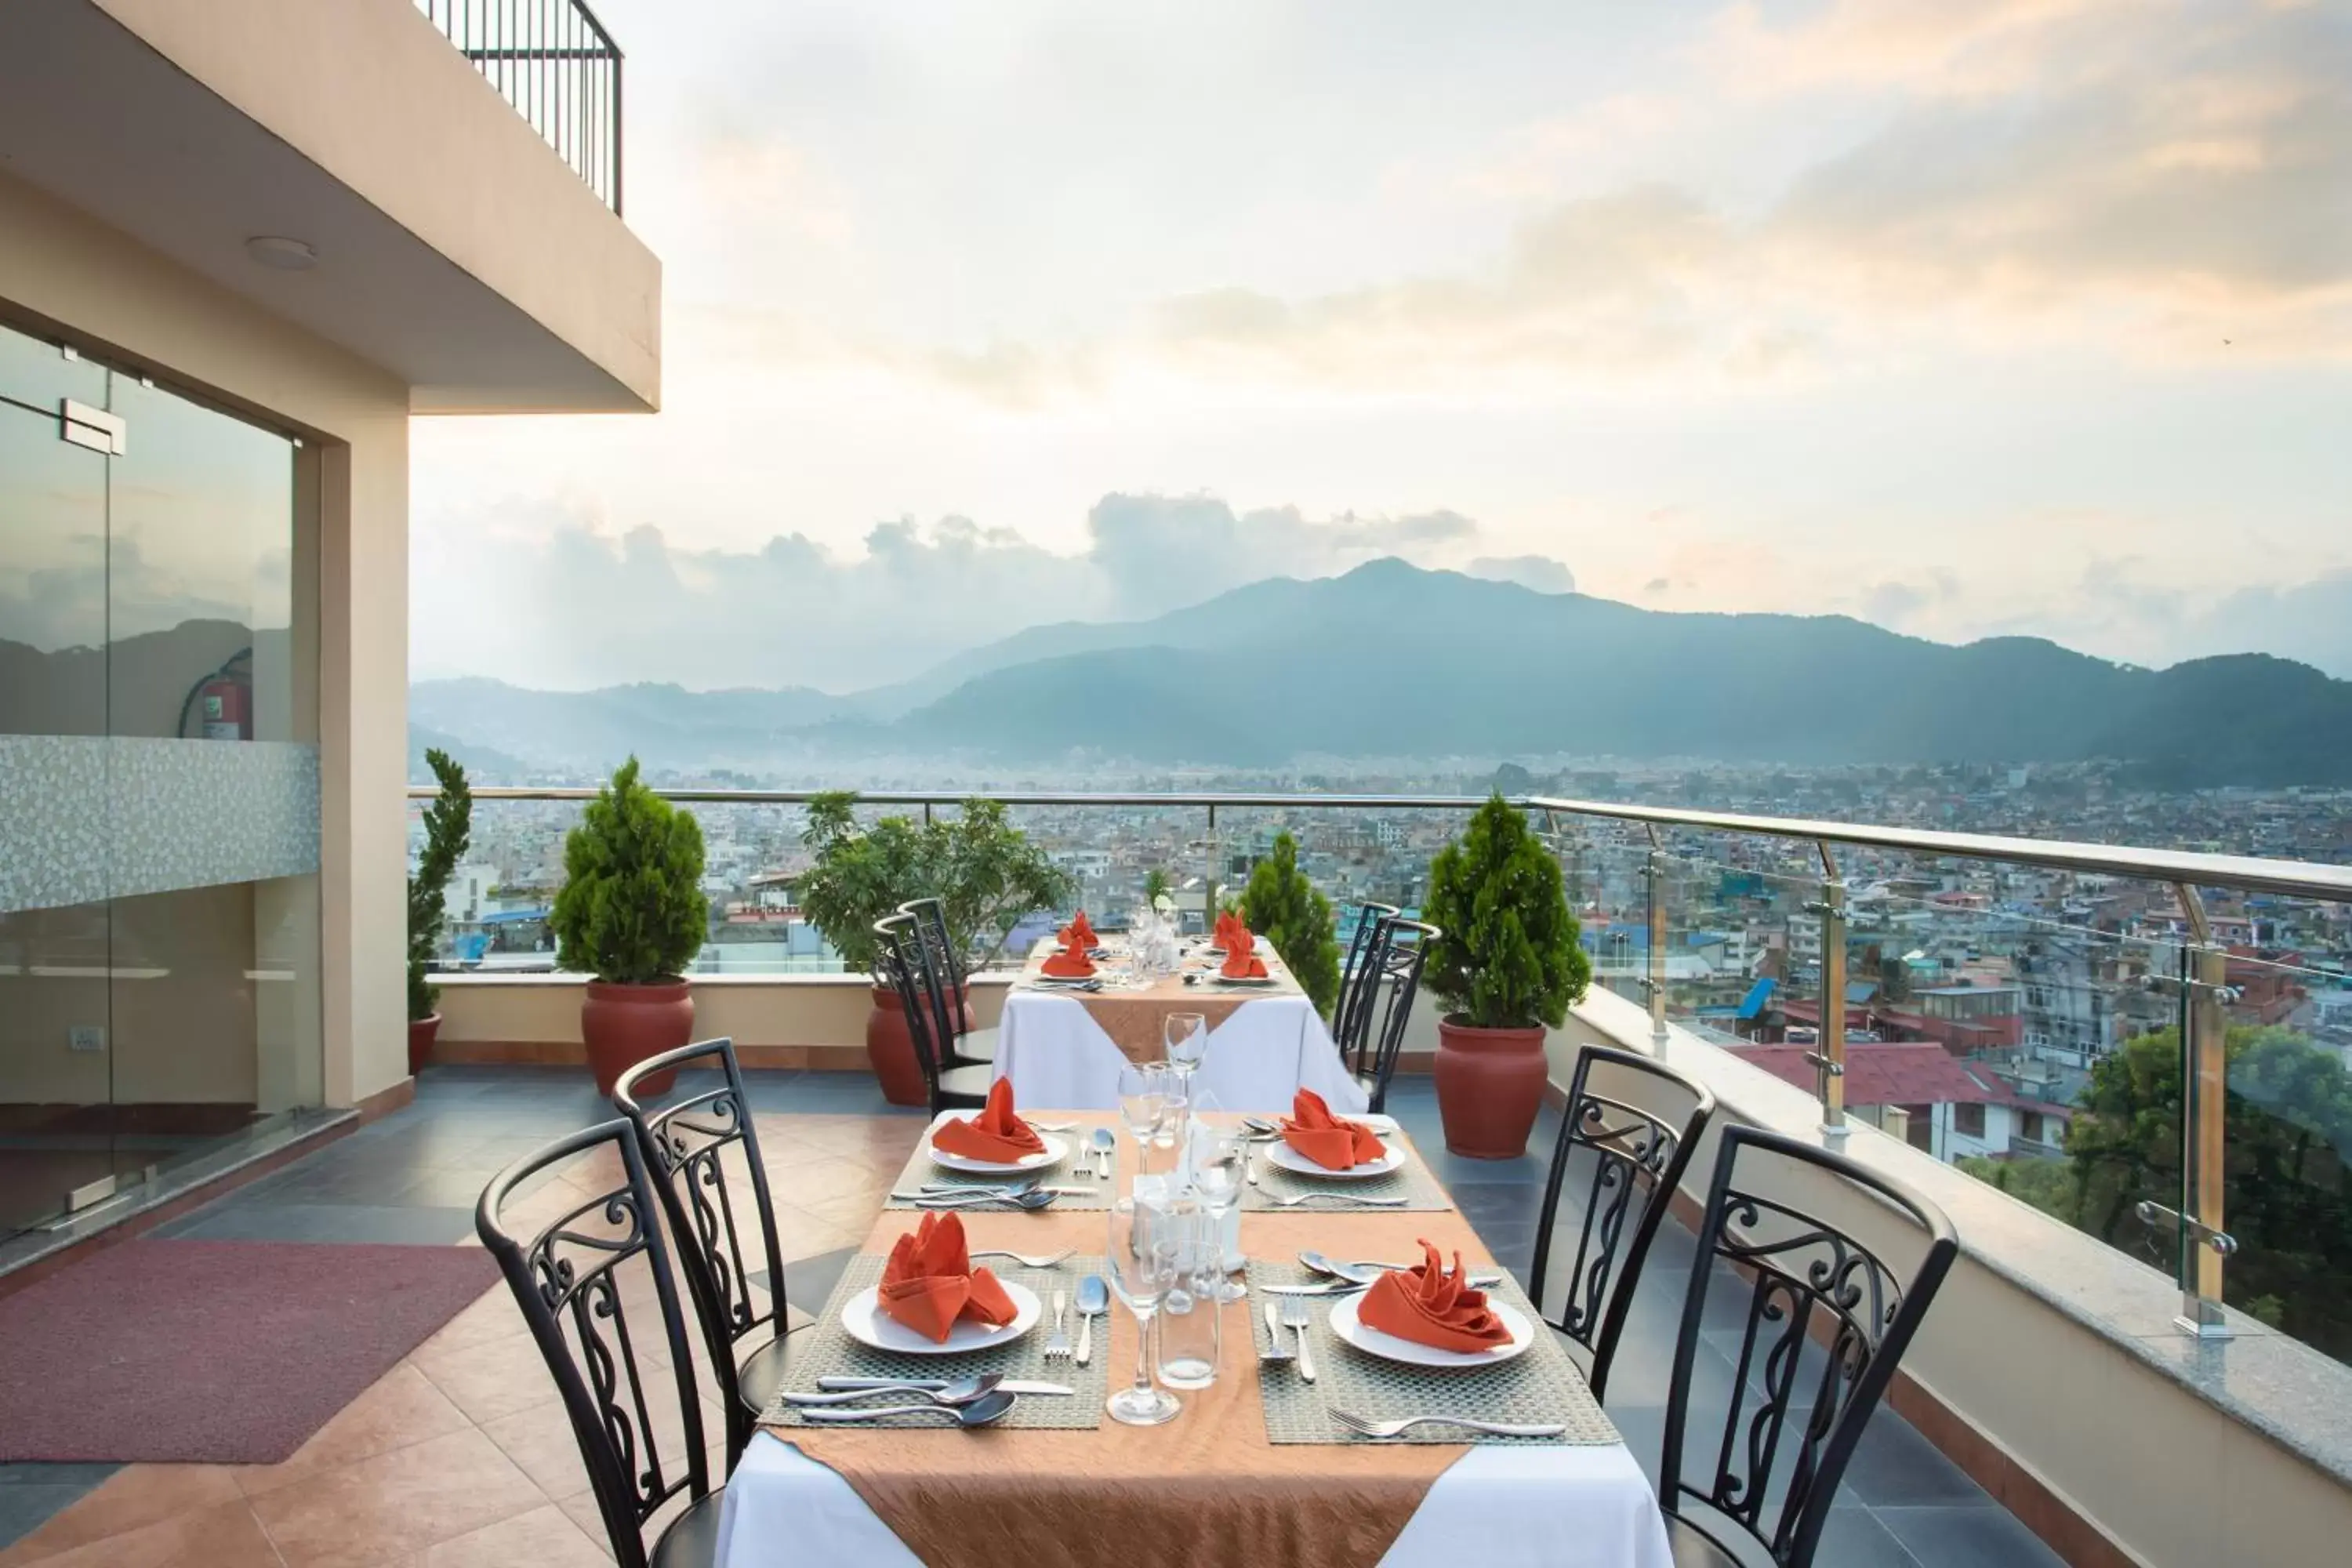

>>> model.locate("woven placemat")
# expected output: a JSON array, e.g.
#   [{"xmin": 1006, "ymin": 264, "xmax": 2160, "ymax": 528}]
[
  {"xmin": 760, "ymin": 1253, "xmax": 1109, "ymax": 1431},
  {"xmin": 1246, "ymin": 1261, "xmax": 1619, "ymax": 1446},
  {"xmin": 1240, "ymin": 1138, "xmax": 1454, "ymax": 1212},
  {"xmin": 887, "ymin": 1123, "xmax": 1113, "ymax": 1211}
]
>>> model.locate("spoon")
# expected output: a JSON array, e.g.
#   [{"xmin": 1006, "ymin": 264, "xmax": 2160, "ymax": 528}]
[
  {"xmin": 800, "ymin": 1388, "xmax": 1018, "ymax": 1427},
  {"xmin": 780, "ymin": 1374, "xmax": 1004, "ymax": 1408},
  {"xmin": 970, "ymin": 1247, "xmax": 1073, "ymax": 1269},
  {"xmin": 910, "ymin": 1189, "xmax": 1058, "ymax": 1210},
  {"xmin": 1089, "ymin": 1126, "xmax": 1116, "ymax": 1181},
  {"xmin": 1074, "ymin": 1273, "xmax": 1109, "ymax": 1367}
]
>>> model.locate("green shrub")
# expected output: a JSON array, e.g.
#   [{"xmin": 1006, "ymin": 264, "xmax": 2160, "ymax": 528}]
[
  {"xmin": 1422, "ymin": 793, "xmax": 1588, "ymax": 1029},
  {"xmin": 406, "ymin": 748, "xmax": 472, "ymax": 1022},
  {"xmin": 550, "ymin": 757, "xmax": 708, "ymax": 984},
  {"xmin": 797, "ymin": 792, "xmax": 1074, "ymax": 975},
  {"xmin": 1240, "ymin": 831, "xmax": 1341, "ymax": 1018}
]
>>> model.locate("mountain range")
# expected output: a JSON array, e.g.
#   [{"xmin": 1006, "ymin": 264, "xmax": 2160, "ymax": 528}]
[{"xmin": 408, "ymin": 559, "xmax": 2352, "ymax": 786}]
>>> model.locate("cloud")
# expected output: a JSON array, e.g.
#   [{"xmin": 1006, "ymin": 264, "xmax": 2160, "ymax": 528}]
[{"xmin": 410, "ymin": 492, "xmax": 1543, "ymax": 692}]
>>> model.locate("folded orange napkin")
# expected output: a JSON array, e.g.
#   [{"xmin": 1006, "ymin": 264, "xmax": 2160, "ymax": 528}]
[
  {"xmin": 1041, "ymin": 946, "xmax": 1096, "ymax": 978},
  {"xmin": 930, "ymin": 1077, "xmax": 1045, "ymax": 1163},
  {"xmin": 877, "ymin": 1212, "xmax": 1018, "ymax": 1343},
  {"xmin": 1220, "ymin": 915, "xmax": 1268, "ymax": 978},
  {"xmin": 1213, "ymin": 910, "xmax": 1254, "ymax": 954},
  {"xmin": 1279, "ymin": 1087, "xmax": 1385, "ymax": 1169},
  {"xmin": 1058, "ymin": 911, "xmax": 1099, "ymax": 951},
  {"xmin": 1359, "ymin": 1240, "xmax": 1514, "ymax": 1352}
]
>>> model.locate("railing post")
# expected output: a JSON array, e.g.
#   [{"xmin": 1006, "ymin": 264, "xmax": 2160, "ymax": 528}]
[
  {"xmin": 1643, "ymin": 828, "xmax": 1668, "ymax": 1047},
  {"xmin": 1204, "ymin": 803, "xmax": 1218, "ymax": 931},
  {"xmin": 1809, "ymin": 841, "xmax": 1848, "ymax": 1141},
  {"xmin": 2166, "ymin": 884, "xmax": 2234, "ymax": 1338}
]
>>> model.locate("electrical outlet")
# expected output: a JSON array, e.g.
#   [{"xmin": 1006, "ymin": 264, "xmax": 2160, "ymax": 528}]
[{"xmin": 69, "ymin": 1025, "xmax": 106, "ymax": 1053}]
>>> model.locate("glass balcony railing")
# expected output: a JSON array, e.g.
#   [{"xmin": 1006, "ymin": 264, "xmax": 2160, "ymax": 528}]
[{"xmin": 410, "ymin": 781, "xmax": 2352, "ymax": 1375}]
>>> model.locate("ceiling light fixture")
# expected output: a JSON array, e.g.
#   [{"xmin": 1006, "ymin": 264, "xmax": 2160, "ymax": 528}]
[{"xmin": 244, "ymin": 235, "xmax": 318, "ymax": 271}]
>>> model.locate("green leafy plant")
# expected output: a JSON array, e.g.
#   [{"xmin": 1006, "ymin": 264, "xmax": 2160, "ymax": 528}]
[
  {"xmin": 406, "ymin": 748, "xmax": 473, "ymax": 1022},
  {"xmin": 1142, "ymin": 867, "xmax": 1173, "ymax": 906},
  {"xmin": 550, "ymin": 757, "xmax": 708, "ymax": 985},
  {"xmin": 1422, "ymin": 793, "xmax": 1589, "ymax": 1029},
  {"xmin": 797, "ymin": 792, "xmax": 1075, "ymax": 976},
  {"xmin": 1240, "ymin": 832, "xmax": 1341, "ymax": 1017}
]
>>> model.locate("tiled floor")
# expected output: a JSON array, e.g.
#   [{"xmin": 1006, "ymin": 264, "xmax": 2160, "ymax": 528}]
[{"xmin": 0, "ymin": 1067, "xmax": 2062, "ymax": 1567}]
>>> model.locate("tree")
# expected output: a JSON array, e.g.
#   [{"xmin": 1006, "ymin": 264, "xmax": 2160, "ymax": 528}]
[
  {"xmin": 1240, "ymin": 832, "xmax": 1342, "ymax": 1017},
  {"xmin": 549, "ymin": 757, "xmax": 708, "ymax": 984},
  {"xmin": 1142, "ymin": 867, "xmax": 1173, "ymax": 906},
  {"xmin": 797, "ymin": 793, "xmax": 1074, "ymax": 975},
  {"xmin": 1422, "ymin": 793, "xmax": 1590, "ymax": 1029},
  {"xmin": 2013, "ymin": 1024, "xmax": 2352, "ymax": 1359},
  {"xmin": 406, "ymin": 749, "xmax": 472, "ymax": 1022}
]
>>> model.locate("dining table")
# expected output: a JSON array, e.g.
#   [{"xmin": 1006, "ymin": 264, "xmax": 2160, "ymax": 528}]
[
  {"xmin": 712, "ymin": 1112, "xmax": 1674, "ymax": 1568},
  {"xmin": 992, "ymin": 937, "xmax": 1371, "ymax": 1115}
]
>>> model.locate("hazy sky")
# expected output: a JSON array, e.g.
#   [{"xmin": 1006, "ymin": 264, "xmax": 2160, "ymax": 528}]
[{"xmin": 411, "ymin": 0, "xmax": 2352, "ymax": 693}]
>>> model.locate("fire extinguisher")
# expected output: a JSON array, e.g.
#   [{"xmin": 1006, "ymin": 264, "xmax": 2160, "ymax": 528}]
[{"xmin": 178, "ymin": 649, "xmax": 254, "ymax": 741}]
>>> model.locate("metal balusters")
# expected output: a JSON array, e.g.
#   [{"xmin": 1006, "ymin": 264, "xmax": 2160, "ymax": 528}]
[{"xmin": 414, "ymin": 0, "xmax": 622, "ymax": 212}]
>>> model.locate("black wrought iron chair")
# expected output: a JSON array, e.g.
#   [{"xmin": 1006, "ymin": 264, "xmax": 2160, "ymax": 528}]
[
  {"xmin": 1344, "ymin": 915, "xmax": 1434, "ymax": 1114},
  {"xmin": 1333, "ymin": 901, "xmax": 1400, "ymax": 1058},
  {"xmin": 898, "ymin": 896, "xmax": 997, "ymax": 1067},
  {"xmin": 476, "ymin": 1121, "xmax": 724, "ymax": 1568},
  {"xmin": 875, "ymin": 911, "xmax": 993, "ymax": 1115},
  {"xmin": 1526, "ymin": 1044, "xmax": 1714, "ymax": 1402},
  {"xmin": 613, "ymin": 1036, "xmax": 809, "ymax": 1471},
  {"xmin": 1657, "ymin": 1125, "xmax": 1958, "ymax": 1568}
]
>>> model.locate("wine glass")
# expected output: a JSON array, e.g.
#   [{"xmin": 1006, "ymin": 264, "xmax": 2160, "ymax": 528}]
[
  {"xmin": 1106, "ymin": 1197, "xmax": 1182, "ymax": 1425},
  {"xmin": 1164, "ymin": 1011, "xmax": 1207, "ymax": 1077},
  {"xmin": 1187, "ymin": 1130, "xmax": 1250, "ymax": 1303},
  {"xmin": 1116, "ymin": 1062, "xmax": 1165, "ymax": 1173}
]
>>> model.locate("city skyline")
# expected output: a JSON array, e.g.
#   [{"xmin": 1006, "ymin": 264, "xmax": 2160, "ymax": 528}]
[{"xmin": 414, "ymin": 0, "xmax": 2352, "ymax": 693}]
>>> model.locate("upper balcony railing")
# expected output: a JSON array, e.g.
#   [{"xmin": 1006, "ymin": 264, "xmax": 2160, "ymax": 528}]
[
  {"xmin": 410, "ymin": 781, "xmax": 2352, "ymax": 1368},
  {"xmin": 416, "ymin": 0, "xmax": 622, "ymax": 213}
]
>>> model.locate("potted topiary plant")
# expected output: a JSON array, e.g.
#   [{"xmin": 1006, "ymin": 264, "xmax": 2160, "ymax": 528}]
[
  {"xmin": 550, "ymin": 757, "xmax": 709, "ymax": 1096},
  {"xmin": 797, "ymin": 793, "xmax": 1073, "ymax": 1105},
  {"xmin": 1421, "ymin": 793, "xmax": 1590, "ymax": 1157},
  {"xmin": 1240, "ymin": 830, "xmax": 1341, "ymax": 1018},
  {"xmin": 406, "ymin": 748, "xmax": 472, "ymax": 1076}
]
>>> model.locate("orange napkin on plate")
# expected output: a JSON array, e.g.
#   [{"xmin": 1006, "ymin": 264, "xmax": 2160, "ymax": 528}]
[
  {"xmin": 1058, "ymin": 911, "xmax": 1098, "ymax": 952},
  {"xmin": 1359, "ymin": 1240, "xmax": 1514, "ymax": 1352},
  {"xmin": 1219, "ymin": 915, "xmax": 1268, "ymax": 979},
  {"xmin": 1041, "ymin": 946, "xmax": 1096, "ymax": 978},
  {"xmin": 877, "ymin": 1212, "xmax": 1018, "ymax": 1343},
  {"xmin": 930, "ymin": 1078, "xmax": 1045, "ymax": 1163},
  {"xmin": 1213, "ymin": 910, "xmax": 1254, "ymax": 954},
  {"xmin": 1279, "ymin": 1087, "xmax": 1385, "ymax": 1169}
]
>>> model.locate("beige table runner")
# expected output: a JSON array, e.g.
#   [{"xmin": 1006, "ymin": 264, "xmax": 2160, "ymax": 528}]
[
  {"xmin": 773, "ymin": 1115, "xmax": 1482, "ymax": 1568},
  {"xmin": 1010, "ymin": 940, "xmax": 1307, "ymax": 1062}
]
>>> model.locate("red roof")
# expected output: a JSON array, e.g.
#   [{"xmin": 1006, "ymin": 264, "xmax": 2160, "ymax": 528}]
[{"xmin": 1731, "ymin": 1043, "xmax": 2009, "ymax": 1109}]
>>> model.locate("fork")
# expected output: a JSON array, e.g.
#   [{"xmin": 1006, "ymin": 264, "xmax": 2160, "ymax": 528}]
[
  {"xmin": 1330, "ymin": 1410, "xmax": 1567, "ymax": 1440},
  {"xmin": 970, "ymin": 1247, "xmax": 1073, "ymax": 1269},
  {"xmin": 1279, "ymin": 1295, "xmax": 1316, "ymax": 1383},
  {"xmin": 1044, "ymin": 1290, "xmax": 1071, "ymax": 1360},
  {"xmin": 1269, "ymin": 1192, "xmax": 1409, "ymax": 1208}
]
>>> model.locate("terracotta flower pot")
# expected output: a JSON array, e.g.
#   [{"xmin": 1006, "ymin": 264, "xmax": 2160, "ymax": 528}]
[
  {"xmin": 1434, "ymin": 1016, "xmax": 1549, "ymax": 1159},
  {"xmin": 581, "ymin": 979, "xmax": 693, "ymax": 1097},
  {"xmin": 407, "ymin": 1013, "xmax": 441, "ymax": 1077},
  {"xmin": 865, "ymin": 982, "xmax": 976, "ymax": 1108}
]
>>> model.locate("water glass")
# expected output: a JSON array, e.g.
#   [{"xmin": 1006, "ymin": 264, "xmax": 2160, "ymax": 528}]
[
  {"xmin": 1187, "ymin": 1130, "xmax": 1249, "ymax": 1303},
  {"xmin": 1152, "ymin": 1062, "xmax": 1190, "ymax": 1153},
  {"xmin": 1153, "ymin": 1202, "xmax": 1221, "ymax": 1389},
  {"xmin": 1106, "ymin": 1197, "xmax": 1182, "ymax": 1425}
]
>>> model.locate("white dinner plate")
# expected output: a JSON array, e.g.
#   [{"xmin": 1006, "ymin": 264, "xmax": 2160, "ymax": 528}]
[
  {"xmin": 1265, "ymin": 1134, "xmax": 1407, "ymax": 1180},
  {"xmin": 1328, "ymin": 1290, "xmax": 1535, "ymax": 1370},
  {"xmin": 839, "ymin": 1279, "xmax": 1042, "ymax": 1356},
  {"xmin": 927, "ymin": 1130, "xmax": 1069, "ymax": 1174}
]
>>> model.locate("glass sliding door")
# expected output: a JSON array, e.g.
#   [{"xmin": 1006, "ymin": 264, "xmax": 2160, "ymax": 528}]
[{"xmin": 0, "ymin": 318, "xmax": 320, "ymax": 1240}]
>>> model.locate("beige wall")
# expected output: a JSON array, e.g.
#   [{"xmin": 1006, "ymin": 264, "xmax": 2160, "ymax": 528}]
[
  {"xmin": 90, "ymin": 0, "xmax": 659, "ymax": 412},
  {"xmin": 2, "ymin": 168, "xmax": 412, "ymax": 1110},
  {"xmin": 436, "ymin": 975, "xmax": 1012, "ymax": 1059}
]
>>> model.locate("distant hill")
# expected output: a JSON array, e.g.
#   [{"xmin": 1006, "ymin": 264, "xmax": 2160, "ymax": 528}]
[{"xmin": 408, "ymin": 561, "xmax": 2352, "ymax": 784}]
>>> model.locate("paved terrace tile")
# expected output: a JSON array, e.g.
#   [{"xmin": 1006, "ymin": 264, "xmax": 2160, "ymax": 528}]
[{"xmin": 0, "ymin": 1067, "xmax": 2056, "ymax": 1567}]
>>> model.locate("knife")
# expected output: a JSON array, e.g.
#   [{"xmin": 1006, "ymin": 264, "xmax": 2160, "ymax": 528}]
[
  {"xmin": 1262, "ymin": 1273, "xmax": 1504, "ymax": 1296},
  {"xmin": 813, "ymin": 1377, "xmax": 1075, "ymax": 1396}
]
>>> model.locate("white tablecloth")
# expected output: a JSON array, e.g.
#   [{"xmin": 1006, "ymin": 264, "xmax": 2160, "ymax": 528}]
[
  {"xmin": 993, "ymin": 990, "xmax": 1370, "ymax": 1114},
  {"xmin": 714, "ymin": 1432, "xmax": 1674, "ymax": 1568}
]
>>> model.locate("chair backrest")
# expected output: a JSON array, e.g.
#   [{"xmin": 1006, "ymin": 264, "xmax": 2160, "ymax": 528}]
[
  {"xmin": 1526, "ymin": 1044, "xmax": 1715, "ymax": 1401},
  {"xmin": 898, "ymin": 896, "xmax": 966, "ymax": 996},
  {"xmin": 874, "ymin": 912, "xmax": 953, "ymax": 1100},
  {"xmin": 476, "ymin": 1121, "xmax": 712, "ymax": 1568},
  {"xmin": 1334, "ymin": 902, "xmax": 1400, "ymax": 1049},
  {"xmin": 612, "ymin": 1036, "xmax": 785, "ymax": 1458},
  {"xmin": 1660, "ymin": 1125, "xmax": 1958, "ymax": 1568},
  {"xmin": 1347, "ymin": 916, "xmax": 1433, "ymax": 1112}
]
